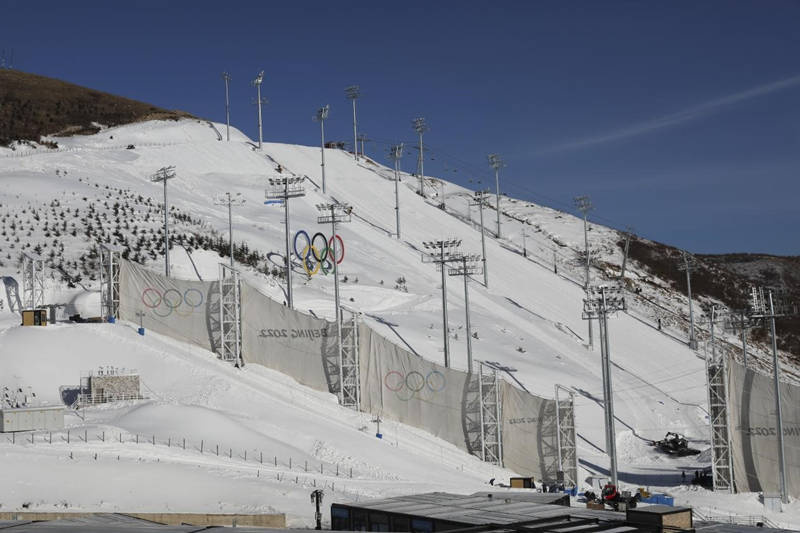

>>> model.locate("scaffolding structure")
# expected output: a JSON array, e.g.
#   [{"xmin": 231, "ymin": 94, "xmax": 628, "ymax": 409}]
[
  {"xmin": 555, "ymin": 384, "xmax": 578, "ymax": 487},
  {"xmin": 339, "ymin": 308, "xmax": 361, "ymax": 410},
  {"xmin": 219, "ymin": 264, "xmax": 242, "ymax": 367},
  {"xmin": 477, "ymin": 361, "xmax": 503, "ymax": 465},
  {"xmin": 706, "ymin": 307, "xmax": 734, "ymax": 492},
  {"xmin": 99, "ymin": 244, "xmax": 122, "ymax": 321},
  {"xmin": 21, "ymin": 252, "xmax": 44, "ymax": 310}
]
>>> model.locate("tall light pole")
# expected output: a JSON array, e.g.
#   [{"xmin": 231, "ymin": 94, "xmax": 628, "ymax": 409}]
[
  {"xmin": 422, "ymin": 239, "xmax": 463, "ymax": 368},
  {"xmin": 266, "ymin": 176, "xmax": 306, "ymax": 309},
  {"xmin": 150, "ymin": 166, "xmax": 176, "ymax": 277},
  {"xmin": 221, "ymin": 71, "xmax": 231, "ymax": 142},
  {"xmin": 316, "ymin": 202, "xmax": 352, "ymax": 404},
  {"xmin": 575, "ymin": 195, "xmax": 594, "ymax": 350},
  {"xmin": 749, "ymin": 286, "xmax": 798, "ymax": 504},
  {"xmin": 345, "ymin": 85, "xmax": 360, "ymax": 161},
  {"xmin": 388, "ymin": 143, "xmax": 404, "ymax": 239},
  {"xmin": 313, "ymin": 105, "xmax": 329, "ymax": 193},
  {"xmin": 214, "ymin": 192, "xmax": 246, "ymax": 268},
  {"xmin": 582, "ymin": 285, "xmax": 626, "ymax": 486},
  {"xmin": 252, "ymin": 70, "xmax": 266, "ymax": 150},
  {"xmin": 487, "ymin": 154, "xmax": 504, "ymax": 238},
  {"xmin": 357, "ymin": 133, "xmax": 370, "ymax": 160},
  {"xmin": 412, "ymin": 117, "xmax": 428, "ymax": 195},
  {"xmin": 447, "ymin": 254, "xmax": 482, "ymax": 374},
  {"xmin": 471, "ymin": 190, "xmax": 490, "ymax": 288},
  {"xmin": 677, "ymin": 251, "xmax": 698, "ymax": 350}
]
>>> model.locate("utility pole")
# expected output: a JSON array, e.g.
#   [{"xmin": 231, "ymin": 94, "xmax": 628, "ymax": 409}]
[
  {"xmin": 214, "ymin": 192, "xmax": 245, "ymax": 268},
  {"xmin": 413, "ymin": 117, "xmax": 428, "ymax": 195},
  {"xmin": 447, "ymin": 254, "xmax": 482, "ymax": 374},
  {"xmin": 313, "ymin": 105, "xmax": 329, "ymax": 193},
  {"xmin": 316, "ymin": 202, "xmax": 352, "ymax": 403},
  {"xmin": 677, "ymin": 251, "xmax": 698, "ymax": 350},
  {"xmin": 522, "ymin": 226, "xmax": 527, "ymax": 258},
  {"xmin": 388, "ymin": 143, "xmax": 404, "ymax": 239},
  {"xmin": 487, "ymin": 154, "xmax": 504, "ymax": 238},
  {"xmin": 471, "ymin": 190, "xmax": 490, "ymax": 288},
  {"xmin": 748, "ymin": 286, "xmax": 798, "ymax": 504},
  {"xmin": 345, "ymin": 85, "xmax": 360, "ymax": 161},
  {"xmin": 582, "ymin": 285, "xmax": 626, "ymax": 486},
  {"xmin": 266, "ymin": 176, "xmax": 306, "ymax": 309},
  {"xmin": 357, "ymin": 133, "xmax": 370, "ymax": 160},
  {"xmin": 150, "ymin": 166, "xmax": 176, "ymax": 277},
  {"xmin": 252, "ymin": 71, "xmax": 266, "ymax": 150},
  {"xmin": 575, "ymin": 195, "xmax": 594, "ymax": 349},
  {"xmin": 421, "ymin": 239, "xmax": 463, "ymax": 368},
  {"xmin": 620, "ymin": 226, "xmax": 634, "ymax": 281},
  {"xmin": 221, "ymin": 72, "xmax": 231, "ymax": 141}
]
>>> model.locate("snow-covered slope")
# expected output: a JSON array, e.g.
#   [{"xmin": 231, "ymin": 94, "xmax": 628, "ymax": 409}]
[{"xmin": 0, "ymin": 119, "xmax": 797, "ymax": 526}]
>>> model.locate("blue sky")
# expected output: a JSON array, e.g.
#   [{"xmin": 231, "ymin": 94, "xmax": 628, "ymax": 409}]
[{"xmin": 3, "ymin": 1, "xmax": 799, "ymax": 254}]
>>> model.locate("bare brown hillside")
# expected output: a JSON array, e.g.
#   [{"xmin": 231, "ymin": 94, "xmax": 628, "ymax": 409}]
[{"xmin": 0, "ymin": 70, "xmax": 192, "ymax": 146}]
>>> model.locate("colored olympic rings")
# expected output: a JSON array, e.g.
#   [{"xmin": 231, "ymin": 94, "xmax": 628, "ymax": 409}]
[
  {"xmin": 141, "ymin": 287, "xmax": 204, "ymax": 318},
  {"xmin": 293, "ymin": 230, "xmax": 345, "ymax": 276},
  {"xmin": 384, "ymin": 370, "xmax": 446, "ymax": 401}
]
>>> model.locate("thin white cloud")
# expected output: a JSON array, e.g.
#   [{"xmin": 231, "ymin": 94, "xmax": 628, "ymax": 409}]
[{"xmin": 537, "ymin": 74, "xmax": 800, "ymax": 155}]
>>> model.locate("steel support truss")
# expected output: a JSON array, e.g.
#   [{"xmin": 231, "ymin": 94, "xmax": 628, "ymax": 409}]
[
  {"xmin": 219, "ymin": 264, "xmax": 243, "ymax": 367},
  {"xmin": 21, "ymin": 252, "xmax": 44, "ymax": 310},
  {"xmin": 478, "ymin": 361, "xmax": 503, "ymax": 466},
  {"xmin": 555, "ymin": 384, "xmax": 578, "ymax": 487},
  {"xmin": 339, "ymin": 307, "xmax": 361, "ymax": 410},
  {"xmin": 706, "ymin": 328, "xmax": 734, "ymax": 492},
  {"xmin": 99, "ymin": 244, "xmax": 122, "ymax": 321}
]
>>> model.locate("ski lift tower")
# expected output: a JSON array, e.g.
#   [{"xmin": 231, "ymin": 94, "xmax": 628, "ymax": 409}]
[{"xmin": 21, "ymin": 252, "xmax": 44, "ymax": 311}]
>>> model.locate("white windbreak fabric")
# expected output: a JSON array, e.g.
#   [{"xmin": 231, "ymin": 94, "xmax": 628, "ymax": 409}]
[
  {"xmin": 119, "ymin": 260, "xmax": 216, "ymax": 351},
  {"xmin": 728, "ymin": 359, "xmax": 800, "ymax": 497},
  {"xmin": 501, "ymin": 380, "xmax": 551, "ymax": 479},
  {"xmin": 358, "ymin": 323, "xmax": 469, "ymax": 451},
  {"xmin": 240, "ymin": 282, "xmax": 335, "ymax": 393}
]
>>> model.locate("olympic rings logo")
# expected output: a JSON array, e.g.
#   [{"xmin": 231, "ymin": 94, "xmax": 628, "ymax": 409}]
[
  {"xmin": 141, "ymin": 287, "xmax": 205, "ymax": 318},
  {"xmin": 384, "ymin": 370, "xmax": 446, "ymax": 402},
  {"xmin": 293, "ymin": 230, "xmax": 345, "ymax": 277}
]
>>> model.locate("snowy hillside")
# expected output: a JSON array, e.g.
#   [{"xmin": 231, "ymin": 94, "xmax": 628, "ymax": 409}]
[{"xmin": 0, "ymin": 119, "xmax": 798, "ymax": 526}]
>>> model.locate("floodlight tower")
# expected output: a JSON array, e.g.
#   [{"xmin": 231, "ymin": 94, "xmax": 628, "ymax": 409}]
[
  {"xmin": 266, "ymin": 176, "xmax": 306, "ymax": 309},
  {"xmin": 575, "ymin": 195, "xmax": 594, "ymax": 349},
  {"xmin": 447, "ymin": 254, "xmax": 482, "ymax": 374},
  {"xmin": 749, "ymin": 286, "xmax": 799, "ymax": 504},
  {"xmin": 345, "ymin": 85, "xmax": 360, "ymax": 161},
  {"xmin": 677, "ymin": 251, "xmax": 699, "ymax": 349},
  {"xmin": 412, "ymin": 117, "xmax": 428, "ymax": 195},
  {"xmin": 252, "ymin": 71, "xmax": 266, "ymax": 150},
  {"xmin": 487, "ymin": 154, "xmax": 504, "ymax": 238},
  {"xmin": 317, "ymin": 202, "xmax": 352, "ymax": 403},
  {"xmin": 388, "ymin": 143, "xmax": 404, "ymax": 239},
  {"xmin": 150, "ymin": 166, "xmax": 176, "ymax": 277},
  {"xmin": 214, "ymin": 192, "xmax": 246, "ymax": 268},
  {"xmin": 582, "ymin": 285, "xmax": 626, "ymax": 486},
  {"xmin": 470, "ymin": 190, "xmax": 490, "ymax": 288},
  {"xmin": 421, "ymin": 239, "xmax": 463, "ymax": 368},
  {"xmin": 313, "ymin": 105, "xmax": 330, "ymax": 193},
  {"xmin": 221, "ymin": 71, "xmax": 231, "ymax": 141}
]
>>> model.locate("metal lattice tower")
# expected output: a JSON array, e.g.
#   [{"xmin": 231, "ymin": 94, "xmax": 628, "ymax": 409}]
[
  {"xmin": 99, "ymin": 244, "xmax": 122, "ymax": 321},
  {"xmin": 313, "ymin": 105, "xmax": 330, "ymax": 193},
  {"xmin": 219, "ymin": 264, "xmax": 243, "ymax": 367},
  {"xmin": 150, "ymin": 166, "xmax": 176, "ymax": 277},
  {"xmin": 388, "ymin": 143, "xmax": 404, "ymax": 239},
  {"xmin": 339, "ymin": 306, "xmax": 361, "ymax": 410},
  {"xmin": 582, "ymin": 285, "xmax": 626, "ymax": 486},
  {"xmin": 677, "ymin": 251, "xmax": 699, "ymax": 349},
  {"xmin": 221, "ymin": 72, "xmax": 231, "ymax": 142},
  {"xmin": 487, "ymin": 154, "xmax": 504, "ymax": 238},
  {"xmin": 478, "ymin": 361, "xmax": 503, "ymax": 466},
  {"xmin": 21, "ymin": 252, "xmax": 44, "ymax": 310},
  {"xmin": 555, "ymin": 384, "xmax": 578, "ymax": 487},
  {"xmin": 447, "ymin": 254, "xmax": 482, "ymax": 374},
  {"xmin": 252, "ymin": 71, "xmax": 266, "ymax": 150},
  {"xmin": 412, "ymin": 117, "xmax": 428, "ymax": 195},
  {"xmin": 316, "ymin": 202, "xmax": 352, "ymax": 404},
  {"xmin": 705, "ymin": 306, "xmax": 734, "ymax": 493},
  {"xmin": 345, "ymin": 85, "xmax": 360, "ymax": 161},
  {"xmin": 214, "ymin": 192, "xmax": 246, "ymax": 268},
  {"xmin": 266, "ymin": 176, "xmax": 305, "ymax": 309},
  {"xmin": 421, "ymin": 239, "xmax": 463, "ymax": 368}
]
